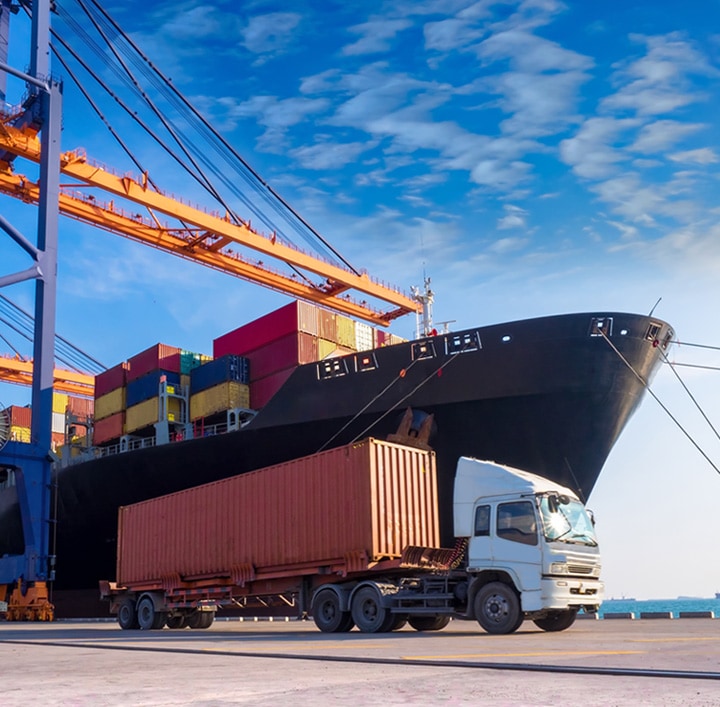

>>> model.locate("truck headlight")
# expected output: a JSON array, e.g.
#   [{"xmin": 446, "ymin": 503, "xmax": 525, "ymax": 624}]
[{"xmin": 550, "ymin": 562, "xmax": 568, "ymax": 575}]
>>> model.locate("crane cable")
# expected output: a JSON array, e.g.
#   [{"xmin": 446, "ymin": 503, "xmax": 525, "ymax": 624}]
[{"xmin": 600, "ymin": 331, "xmax": 720, "ymax": 476}]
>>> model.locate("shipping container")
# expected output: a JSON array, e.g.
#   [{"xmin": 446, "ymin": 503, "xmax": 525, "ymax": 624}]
[
  {"xmin": 93, "ymin": 412, "xmax": 125, "ymax": 446},
  {"xmin": 116, "ymin": 438, "xmax": 438, "ymax": 585},
  {"xmin": 51, "ymin": 431, "xmax": 65, "ymax": 451},
  {"xmin": 245, "ymin": 332, "xmax": 317, "ymax": 381},
  {"xmin": 189, "ymin": 381, "xmax": 250, "ymax": 420},
  {"xmin": 317, "ymin": 308, "xmax": 337, "ymax": 342},
  {"xmin": 376, "ymin": 330, "xmax": 388, "ymax": 347},
  {"xmin": 179, "ymin": 351, "xmax": 212, "ymax": 375},
  {"xmin": 355, "ymin": 322, "xmax": 374, "ymax": 352},
  {"xmin": 335, "ymin": 315, "xmax": 356, "ymax": 349},
  {"xmin": 213, "ymin": 300, "xmax": 319, "ymax": 358},
  {"xmin": 190, "ymin": 354, "xmax": 250, "ymax": 394},
  {"xmin": 9, "ymin": 425, "xmax": 30, "ymax": 443},
  {"xmin": 94, "ymin": 388, "xmax": 126, "ymax": 421},
  {"xmin": 52, "ymin": 392, "xmax": 68, "ymax": 414},
  {"xmin": 127, "ymin": 343, "xmax": 182, "ymax": 382},
  {"xmin": 95, "ymin": 362, "xmax": 129, "ymax": 398},
  {"xmin": 126, "ymin": 370, "xmax": 181, "ymax": 408},
  {"xmin": 52, "ymin": 411, "xmax": 65, "ymax": 434},
  {"xmin": 4, "ymin": 405, "xmax": 31, "ymax": 428},
  {"xmin": 249, "ymin": 367, "xmax": 295, "ymax": 409},
  {"xmin": 67, "ymin": 396, "xmax": 94, "ymax": 420},
  {"xmin": 125, "ymin": 397, "xmax": 183, "ymax": 433},
  {"xmin": 317, "ymin": 338, "xmax": 337, "ymax": 359}
]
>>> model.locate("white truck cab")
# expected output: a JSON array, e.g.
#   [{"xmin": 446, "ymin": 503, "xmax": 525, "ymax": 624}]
[{"xmin": 454, "ymin": 457, "xmax": 604, "ymax": 633}]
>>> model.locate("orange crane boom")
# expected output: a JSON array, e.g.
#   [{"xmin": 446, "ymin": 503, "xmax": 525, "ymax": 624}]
[
  {"xmin": 0, "ymin": 356, "xmax": 94, "ymax": 396},
  {"xmin": 0, "ymin": 117, "xmax": 419, "ymax": 327}
]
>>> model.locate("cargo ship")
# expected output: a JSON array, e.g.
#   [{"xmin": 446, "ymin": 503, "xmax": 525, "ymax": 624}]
[{"xmin": 0, "ymin": 305, "xmax": 673, "ymax": 610}]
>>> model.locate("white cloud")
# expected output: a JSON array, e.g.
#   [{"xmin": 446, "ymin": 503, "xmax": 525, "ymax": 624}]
[
  {"xmin": 497, "ymin": 203, "xmax": 528, "ymax": 229},
  {"xmin": 669, "ymin": 148, "xmax": 719, "ymax": 165},
  {"xmin": 488, "ymin": 235, "xmax": 529, "ymax": 254},
  {"xmin": 629, "ymin": 120, "xmax": 704, "ymax": 154},
  {"xmin": 241, "ymin": 12, "xmax": 302, "ymax": 58},
  {"xmin": 343, "ymin": 18, "xmax": 413, "ymax": 56},
  {"xmin": 290, "ymin": 140, "xmax": 374, "ymax": 170}
]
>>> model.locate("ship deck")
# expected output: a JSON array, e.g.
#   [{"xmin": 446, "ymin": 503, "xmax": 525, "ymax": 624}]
[{"xmin": 1, "ymin": 616, "xmax": 717, "ymax": 704}]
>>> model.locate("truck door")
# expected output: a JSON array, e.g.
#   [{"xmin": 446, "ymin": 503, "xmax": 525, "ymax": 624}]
[{"xmin": 494, "ymin": 500, "xmax": 542, "ymax": 593}]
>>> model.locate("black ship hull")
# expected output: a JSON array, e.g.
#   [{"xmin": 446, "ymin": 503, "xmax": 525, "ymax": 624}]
[{"xmin": 0, "ymin": 311, "xmax": 673, "ymax": 605}]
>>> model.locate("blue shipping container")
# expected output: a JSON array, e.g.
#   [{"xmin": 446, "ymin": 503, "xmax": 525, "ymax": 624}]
[
  {"xmin": 190, "ymin": 354, "xmax": 250, "ymax": 394},
  {"xmin": 126, "ymin": 370, "xmax": 181, "ymax": 408}
]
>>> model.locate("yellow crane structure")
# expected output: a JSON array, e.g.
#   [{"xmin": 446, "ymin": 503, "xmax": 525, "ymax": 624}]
[{"xmin": 0, "ymin": 355, "xmax": 94, "ymax": 396}]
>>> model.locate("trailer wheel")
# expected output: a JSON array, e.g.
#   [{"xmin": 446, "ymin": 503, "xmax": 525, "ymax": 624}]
[
  {"xmin": 474, "ymin": 582, "xmax": 523, "ymax": 635},
  {"xmin": 351, "ymin": 586, "xmax": 389, "ymax": 633},
  {"xmin": 166, "ymin": 615, "xmax": 188, "ymax": 629},
  {"xmin": 137, "ymin": 596, "xmax": 167, "ymax": 631},
  {"xmin": 187, "ymin": 610, "xmax": 214, "ymax": 629},
  {"xmin": 533, "ymin": 609, "xmax": 577, "ymax": 632},
  {"xmin": 117, "ymin": 601, "xmax": 139, "ymax": 630},
  {"xmin": 312, "ymin": 589, "xmax": 353, "ymax": 633},
  {"xmin": 408, "ymin": 615, "xmax": 450, "ymax": 631},
  {"xmin": 389, "ymin": 614, "xmax": 409, "ymax": 631}
]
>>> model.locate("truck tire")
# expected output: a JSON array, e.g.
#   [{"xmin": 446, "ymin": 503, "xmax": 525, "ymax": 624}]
[
  {"xmin": 312, "ymin": 589, "xmax": 354, "ymax": 633},
  {"xmin": 351, "ymin": 585, "xmax": 390, "ymax": 633},
  {"xmin": 137, "ymin": 596, "xmax": 167, "ymax": 631},
  {"xmin": 166, "ymin": 615, "xmax": 188, "ymax": 629},
  {"xmin": 408, "ymin": 615, "xmax": 451, "ymax": 631},
  {"xmin": 533, "ymin": 609, "xmax": 577, "ymax": 632},
  {"xmin": 117, "ymin": 601, "xmax": 139, "ymax": 630},
  {"xmin": 187, "ymin": 610, "xmax": 214, "ymax": 629},
  {"xmin": 474, "ymin": 582, "xmax": 523, "ymax": 635}
]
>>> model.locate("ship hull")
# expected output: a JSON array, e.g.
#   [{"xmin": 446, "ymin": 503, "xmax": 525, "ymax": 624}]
[{"xmin": 0, "ymin": 311, "xmax": 672, "ymax": 603}]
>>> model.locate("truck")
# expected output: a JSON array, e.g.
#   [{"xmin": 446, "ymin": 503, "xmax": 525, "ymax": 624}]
[{"xmin": 100, "ymin": 437, "xmax": 603, "ymax": 634}]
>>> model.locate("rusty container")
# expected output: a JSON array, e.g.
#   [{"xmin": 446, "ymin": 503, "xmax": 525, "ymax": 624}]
[
  {"xmin": 117, "ymin": 438, "xmax": 439, "ymax": 585},
  {"xmin": 127, "ymin": 343, "xmax": 182, "ymax": 382},
  {"xmin": 93, "ymin": 411, "xmax": 125, "ymax": 446},
  {"xmin": 95, "ymin": 362, "xmax": 129, "ymax": 398}
]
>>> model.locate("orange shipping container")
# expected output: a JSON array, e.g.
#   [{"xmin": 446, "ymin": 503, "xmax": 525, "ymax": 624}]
[{"xmin": 117, "ymin": 438, "xmax": 439, "ymax": 585}]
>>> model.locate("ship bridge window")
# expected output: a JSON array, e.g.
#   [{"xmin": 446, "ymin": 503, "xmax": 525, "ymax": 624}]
[
  {"xmin": 645, "ymin": 322, "xmax": 661, "ymax": 342},
  {"xmin": 446, "ymin": 331, "xmax": 481, "ymax": 355},
  {"xmin": 355, "ymin": 352, "xmax": 378, "ymax": 372},
  {"xmin": 411, "ymin": 340, "xmax": 437, "ymax": 361},
  {"xmin": 318, "ymin": 358, "xmax": 349, "ymax": 380},
  {"xmin": 590, "ymin": 317, "xmax": 613, "ymax": 337},
  {"xmin": 662, "ymin": 329, "xmax": 674, "ymax": 350}
]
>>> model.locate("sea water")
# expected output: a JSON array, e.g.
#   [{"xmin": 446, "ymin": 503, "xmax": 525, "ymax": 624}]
[{"xmin": 597, "ymin": 597, "xmax": 720, "ymax": 618}]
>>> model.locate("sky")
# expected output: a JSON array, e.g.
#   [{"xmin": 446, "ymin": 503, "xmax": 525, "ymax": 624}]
[{"xmin": 1, "ymin": 0, "xmax": 720, "ymax": 600}]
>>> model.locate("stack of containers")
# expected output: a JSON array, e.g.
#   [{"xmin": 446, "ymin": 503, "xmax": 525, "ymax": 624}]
[
  {"xmin": 93, "ymin": 362, "xmax": 129, "ymax": 445},
  {"xmin": 124, "ymin": 343, "xmax": 182, "ymax": 434},
  {"xmin": 2, "ymin": 394, "xmax": 89, "ymax": 450},
  {"xmin": 189, "ymin": 354, "xmax": 250, "ymax": 421},
  {"xmin": 213, "ymin": 301, "xmax": 319, "ymax": 409}
]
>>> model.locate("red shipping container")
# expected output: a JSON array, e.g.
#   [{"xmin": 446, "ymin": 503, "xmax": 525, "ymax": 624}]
[
  {"xmin": 95, "ymin": 362, "xmax": 129, "ymax": 398},
  {"xmin": 249, "ymin": 367, "xmax": 295, "ymax": 409},
  {"xmin": 127, "ymin": 343, "xmax": 181, "ymax": 382},
  {"xmin": 213, "ymin": 301, "xmax": 318, "ymax": 357},
  {"xmin": 93, "ymin": 411, "xmax": 125, "ymax": 446},
  {"xmin": 245, "ymin": 332, "xmax": 318, "ymax": 381},
  {"xmin": 67, "ymin": 396, "xmax": 95, "ymax": 420},
  {"xmin": 317, "ymin": 308, "xmax": 337, "ymax": 342},
  {"xmin": 117, "ymin": 438, "xmax": 439, "ymax": 585},
  {"xmin": 5, "ymin": 405, "xmax": 32, "ymax": 428}
]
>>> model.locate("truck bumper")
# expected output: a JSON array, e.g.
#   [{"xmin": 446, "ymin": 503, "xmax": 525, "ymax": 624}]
[{"xmin": 529, "ymin": 578, "xmax": 604, "ymax": 611}]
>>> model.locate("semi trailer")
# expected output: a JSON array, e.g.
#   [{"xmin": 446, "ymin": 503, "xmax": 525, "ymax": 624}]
[{"xmin": 100, "ymin": 437, "xmax": 603, "ymax": 634}]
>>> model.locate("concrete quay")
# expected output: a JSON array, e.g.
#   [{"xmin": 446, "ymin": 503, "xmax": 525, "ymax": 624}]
[{"xmin": 1, "ymin": 617, "xmax": 718, "ymax": 706}]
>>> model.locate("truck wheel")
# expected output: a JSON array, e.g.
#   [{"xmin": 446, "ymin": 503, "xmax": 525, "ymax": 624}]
[
  {"xmin": 351, "ymin": 586, "xmax": 389, "ymax": 633},
  {"xmin": 188, "ymin": 610, "xmax": 214, "ymax": 629},
  {"xmin": 166, "ymin": 615, "xmax": 188, "ymax": 629},
  {"xmin": 408, "ymin": 615, "xmax": 451, "ymax": 631},
  {"xmin": 389, "ymin": 614, "xmax": 409, "ymax": 631},
  {"xmin": 137, "ymin": 596, "xmax": 167, "ymax": 630},
  {"xmin": 312, "ymin": 589, "xmax": 353, "ymax": 633},
  {"xmin": 474, "ymin": 582, "xmax": 523, "ymax": 635},
  {"xmin": 533, "ymin": 609, "xmax": 577, "ymax": 632},
  {"xmin": 117, "ymin": 601, "xmax": 139, "ymax": 630}
]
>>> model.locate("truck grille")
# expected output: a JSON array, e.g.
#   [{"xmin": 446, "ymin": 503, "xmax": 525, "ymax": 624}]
[{"xmin": 568, "ymin": 565, "xmax": 593, "ymax": 575}]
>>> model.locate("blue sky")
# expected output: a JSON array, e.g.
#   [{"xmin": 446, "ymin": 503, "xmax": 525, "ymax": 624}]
[{"xmin": 2, "ymin": 0, "xmax": 720, "ymax": 599}]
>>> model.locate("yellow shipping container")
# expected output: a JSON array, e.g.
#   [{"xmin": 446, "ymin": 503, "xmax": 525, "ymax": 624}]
[
  {"xmin": 126, "ymin": 397, "xmax": 182, "ymax": 433},
  {"xmin": 190, "ymin": 381, "xmax": 250, "ymax": 421},
  {"xmin": 94, "ymin": 388, "xmax": 126, "ymax": 421},
  {"xmin": 318, "ymin": 338, "xmax": 337, "ymax": 359},
  {"xmin": 52, "ymin": 392, "xmax": 69, "ymax": 414},
  {"xmin": 10, "ymin": 425, "xmax": 31, "ymax": 442},
  {"xmin": 335, "ymin": 315, "xmax": 356, "ymax": 349}
]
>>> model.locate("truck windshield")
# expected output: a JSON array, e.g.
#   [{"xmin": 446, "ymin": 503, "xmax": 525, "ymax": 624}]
[{"xmin": 538, "ymin": 494, "xmax": 598, "ymax": 547}]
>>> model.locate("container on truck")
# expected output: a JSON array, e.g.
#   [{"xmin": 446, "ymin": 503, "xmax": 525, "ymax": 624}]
[{"xmin": 100, "ymin": 438, "xmax": 603, "ymax": 634}]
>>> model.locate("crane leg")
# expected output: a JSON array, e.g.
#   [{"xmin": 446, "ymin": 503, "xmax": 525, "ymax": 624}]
[{"xmin": 1, "ymin": 581, "xmax": 54, "ymax": 621}]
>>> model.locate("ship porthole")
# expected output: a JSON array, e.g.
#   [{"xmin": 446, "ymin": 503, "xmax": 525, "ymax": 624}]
[{"xmin": 501, "ymin": 335, "xmax": 512, "ymax": 343}]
